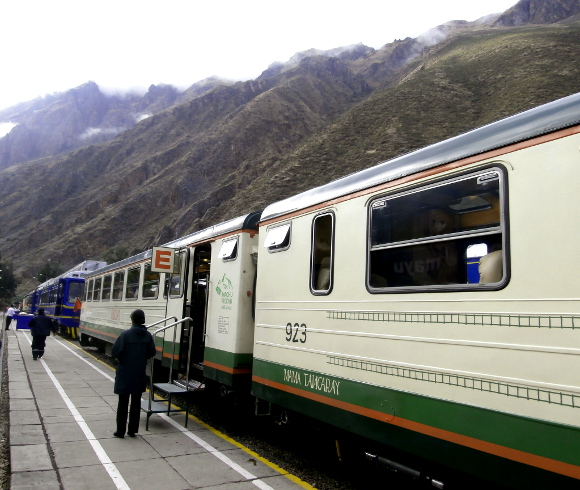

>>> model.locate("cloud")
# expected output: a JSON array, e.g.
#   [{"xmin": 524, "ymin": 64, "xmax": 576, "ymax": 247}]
[
  {"xmin": 79, "ymin": 126, "xmax": 125, "ymax": 140},
  {"xmin": 134, "ymin": 113, "xmax": 152, "ymax": 123},
  {"xmin": 417, "ymin": 27, "xmax": 449, "ymax": 47},
  {"xmin": 0, "ymin": 122, "xmax": 17, "ymax": 138}
]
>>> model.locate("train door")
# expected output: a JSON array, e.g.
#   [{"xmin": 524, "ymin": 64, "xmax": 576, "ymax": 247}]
[
  {"xmin": 162, "ymin": 248, "xmax": 190, "ymax": 373},
  {"xmin": 183, "ymin": 244, "xmax": 212, "ymax": 374}
]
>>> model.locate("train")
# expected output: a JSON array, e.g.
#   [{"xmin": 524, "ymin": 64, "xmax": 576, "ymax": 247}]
[
  {"xmin": 77, "ymin": 92, "xmax": 580, "ymax": 489},
  {"xmin": 22, "ymin": 260, "xmax": 106, "ymax": 337}
]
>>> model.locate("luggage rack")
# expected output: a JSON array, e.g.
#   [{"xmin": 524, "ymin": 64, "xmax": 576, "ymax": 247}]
[{"xmin": 142, "ymin": 316, "xmax": 205, "ymax": 429}]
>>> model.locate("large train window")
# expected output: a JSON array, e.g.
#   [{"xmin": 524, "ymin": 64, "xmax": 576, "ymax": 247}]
[
  {"xmin": 86, "ymin": 280, "xmax": 93, "ymax": 301},
  {"xmin": 168, "ymin": 251, "xmax": 185, "ymax": 297},
  {"xmin": 93, "ymin": 277, "xmax": 102, "ymax": 301},
  {"xmin": 49, "ymin": 286, "xmax": 58, "ymax": 305},
  {"xmin": 142, "ymin": 262, "xmax": 160, "ymax": 299},
  {"xmin": 112, "ymin": 271, "xmax": 125, "ymax": 300},
  {"xmin": 113, "ymin": 271, "xmax": 125, "ymax": 301},
  {"xmin": 68, "ymin": 282, "xmax": 84, "ymax": 304},
  {"xmin": 125, "ymin": 266, "xmax": 141, "ymax": 300},
  {"xmin": 310, "ymin": 212, "xmax": 334, "ymax": 295},
  {"xmin": 102, "ymin": 274, "xmax": 112, "ymax": 301},
  {"xmin": 368, "ymin": 168, "xmax": 506, "ymax": 291},
  {"xmin": 264, "ymin": 222, "xmax": 291, "ymax": 252}
]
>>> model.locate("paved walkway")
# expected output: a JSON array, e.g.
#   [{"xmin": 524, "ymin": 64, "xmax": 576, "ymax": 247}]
[{"xmin": 6, "ymin": 329, "xmax": 310, "ymax": 489}]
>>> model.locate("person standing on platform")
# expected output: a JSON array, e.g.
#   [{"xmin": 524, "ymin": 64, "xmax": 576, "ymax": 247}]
[
  {"xmin": 28, "ymin": 308, "xmax": 55, "ymax": 360},
  {"xmin": 5, "ymin": 304, "xmax": 19, "ymax": 330},
  {"xmin": 112, "ymin": 309, "xmax": 156, "ymax": 438}
]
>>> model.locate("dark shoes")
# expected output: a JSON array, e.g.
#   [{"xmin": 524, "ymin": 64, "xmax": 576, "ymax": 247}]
[
  {"xmin": 33, "ymin": 357, "xmax": 37, "ymax": 361},
  {"xmin": 114, "ymin": 432, "xmax": 137, "ymax": 438}
]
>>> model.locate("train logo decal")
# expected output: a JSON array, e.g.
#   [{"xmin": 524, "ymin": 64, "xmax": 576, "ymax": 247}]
[
  {"xmin": 283, "ymin": 368, "xmax": 341, "ymax": 396},
  {"xmin": 216, "ymin": 273, "xmax": 234, "ymax": 310}
]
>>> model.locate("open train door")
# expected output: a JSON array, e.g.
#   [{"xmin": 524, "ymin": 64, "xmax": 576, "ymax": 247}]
[{"xmin": 155, "ymin": 247, "xmax": 192, "ymax": 376}]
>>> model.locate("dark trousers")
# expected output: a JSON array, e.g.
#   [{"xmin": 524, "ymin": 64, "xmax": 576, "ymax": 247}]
[
  {"xmin": 5, "ymin": 316, "xmax": 12, "ymax": 330},
  {"xmin": 32, "ymin": 335, "xmax": 47, "ymax": 359},
  {"xmin": 116, "ymin": 393, "xmax": 142, "ymax": 435}
]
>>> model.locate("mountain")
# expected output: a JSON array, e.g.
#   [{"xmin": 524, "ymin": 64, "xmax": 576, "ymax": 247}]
[
  {"xmin": 2, "ymin": 0, "xmax": 580, "ymax": 295},
  {"xmin": 0, "ymin": 78, "xmax": 231, "ymax": 170},
  {"xmin": 494, "ymin": 0, "xmax": 580, "ymax": 25}
]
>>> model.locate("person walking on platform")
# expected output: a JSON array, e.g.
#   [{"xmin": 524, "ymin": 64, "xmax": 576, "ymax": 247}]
[
  {"xmin": 28, "ymin": 308, "xmax": 55, "ymax": 360},
  {"xmin": 5, "ymin": 304, "xmax": 19, "ymax": 330},
  {"xmin": 112, "ymin": 309, "xmax": 156, "ymax": 438}
]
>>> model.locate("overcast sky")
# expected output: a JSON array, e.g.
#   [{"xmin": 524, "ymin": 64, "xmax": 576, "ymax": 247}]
[{"xmin": 0, "ymin": 0, "xmax": 516, "ymax": 113}]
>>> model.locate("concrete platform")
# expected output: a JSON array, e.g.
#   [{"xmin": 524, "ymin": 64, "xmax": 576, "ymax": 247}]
[{"xmin": 5, "ymin": 330, "xmax": 312, "ymax": 490}]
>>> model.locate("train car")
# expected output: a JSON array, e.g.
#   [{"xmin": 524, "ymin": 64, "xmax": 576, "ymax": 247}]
[
  {"xmin": 79, "ymin": 212, "xmax": 260, "ymax": 389},
  {"xmin": 251, "ymin": 93, "xmax": 580, "ymax": 489},
  {"xmin": 32, "ymin": 260, "xmax": 106, "ymax": 337},
  {"xmin": 21, "ymin": 292, "xmax": 34, "ymax": 314}
]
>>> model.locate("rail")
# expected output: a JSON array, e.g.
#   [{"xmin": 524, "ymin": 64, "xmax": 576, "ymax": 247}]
[
  {"xmin": 146, "ymin": 317, "xmax": 193, "ymax": 413},
  {"xmin": 146, "ymin": 316, "xmax": 178, "ymax": 330}
]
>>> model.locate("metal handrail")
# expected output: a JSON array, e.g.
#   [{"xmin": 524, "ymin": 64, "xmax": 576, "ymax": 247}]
[
  {"xmin": 147, "ymin": 317, "xmax": 192, "ymax": 412},
  {"xmin": 146, "ymin": 316, "xmax": 177, "ymax": 330}
]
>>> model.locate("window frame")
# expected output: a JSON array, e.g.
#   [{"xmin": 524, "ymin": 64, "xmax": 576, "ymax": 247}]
[
  {"xmin": 125, "ymin": 266, "xmax": 141, "ymax": 301},
  {"xmin": 68, "ymin": 281, "xmax": 85, "ymax": 304},
  {"xmin": 218, "ymin": 237, "xmax": 238, "ymax": 262},
  {"xmin": 264, "ymin": 222, "xmax": 292, "ymax": 253},
  {"xmin": 366, "ymin": 165, "xmax": 509, "ymax": 293},
  {"xmin": 92, "ymin": 277, "xmax": 102, "ymax": 301},
  {"xmin": 112, "ymin": 270, "xmax": 125, "ymax": 301},
  {"xmin": 102, "ymin": 274, "xmax": 112, "ymax": 301},
  {"xmin": 309, "ymin": 212, "xmax": 335, "ymax": 296},
  {"xmin": 142, "ymin": 262, "xmax": 160, "ymax": 300},
  {"xmin": 168, "ymin": 250, "xmax": 186, "ymax": 298},
  {"xmin": 85, "ymin": 279, "xmax": 93, "ymax": 301}
]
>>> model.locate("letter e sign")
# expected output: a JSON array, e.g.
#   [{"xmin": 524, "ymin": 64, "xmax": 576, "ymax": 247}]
[{"xmin": 151, "ymin": 247, "xmax": 175, "ymax": 273}]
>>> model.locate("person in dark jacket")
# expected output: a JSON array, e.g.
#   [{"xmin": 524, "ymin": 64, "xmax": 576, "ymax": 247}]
[
  {"xmin": 28, "ymin": 308, "xmax": 55, "ymax": 360},
  {"xmin": 112, "ymin": 309, "xmax": 156, "ymax": 438}
]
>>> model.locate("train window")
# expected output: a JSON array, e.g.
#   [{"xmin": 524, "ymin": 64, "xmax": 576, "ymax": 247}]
[
  {"xmin": 264, "ymin": 222, "xmax": 291, "ymax": 252},
  {"xmin": 41, "ymin": 289, "xmax": 49, "ymax": 304},
  {"xmin": 102, "ymin": 274, "xmax": 112, "ymax": 301},
  {"xmin": 49, "ymin": 286, "xmax": 57, "ymax": 305},
  {"xmin": 86, "ymin": 280, "xmax": 93, "ymax": 301},
  {"xmin": 169, "ymin": 251, "xmax": 185, "ymax": 297},
  {"xmin": 368, "ymin": 168, "xmax": 506, "ymax": 291},
  {"xmin": 125, "ymin": 267, "xmax": 141, "ymax": 300},
  {"xmin": 142, "ymin": 262, "xmax": 160, "ymax": 299},
  {"xmin": 218, "ymin": 237, "xmax": 238, "ymax": 261},
  {"xmin": 93, "ymin": 277, "xmax": 102, "ymax": 301},
  {"xmin": 68, "ymin": 282, "xmax": 84, "ymax": 304},
  {"xmin": 310, "ymin": 213, "xmax": 334, "ymax": 295},
  {"xmin": 112, "ymin": 270, "xmax": 125, "ymax": 300}
]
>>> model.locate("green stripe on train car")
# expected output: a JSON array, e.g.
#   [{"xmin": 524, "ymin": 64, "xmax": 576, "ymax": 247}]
[
  {"xmin": 203, "ymin": 347, "xmax": 253, "ymax": 389},
  {"xmin": 252, "ymin": 359, "xmax": 580, "ymax": 471}
]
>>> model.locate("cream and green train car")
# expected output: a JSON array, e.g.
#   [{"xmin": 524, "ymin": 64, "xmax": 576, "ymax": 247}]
[
  {"xmin": 79, "ymin": 212, "xmax": 260, "ymax": 388},
  {"xmin": 251, "ymin": 93, "xmax": 580, "ymax": 488}
]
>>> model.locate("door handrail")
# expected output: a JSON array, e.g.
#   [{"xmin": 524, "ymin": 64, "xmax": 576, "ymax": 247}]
[
  {"xmin": 146, "ymin": 316, "xmax": 178, "ymax": 330},
  {"xmin": 147, "ymin": 317, "xmax": 193, "ymax": 412}
]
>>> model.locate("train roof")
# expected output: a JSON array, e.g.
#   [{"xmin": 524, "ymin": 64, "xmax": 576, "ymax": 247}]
[
  {"xmin": 35, "ymin": 260, "xmax": 107, "ymax": 290},
  {"xmin": 260, "ymin": 92, "xmax": 580, "ymax": 222},
  {"xmin": 85, "ymin": 212, "xmax": 261, "ymax": 277}
]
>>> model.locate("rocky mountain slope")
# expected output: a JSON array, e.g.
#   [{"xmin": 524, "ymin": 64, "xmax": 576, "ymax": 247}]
[
  {"xmin": 2, "ymin": 0, "xmax": 580, "ymax": 294},
  {"xmin": 0, "ymin": 78, "xmax": 232, "ymax": 170}
]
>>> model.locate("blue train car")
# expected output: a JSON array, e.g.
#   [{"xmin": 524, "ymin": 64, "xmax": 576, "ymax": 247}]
[{"xmin": 30, "ymin": 260, "xmax": 106, "ymax": 338}]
